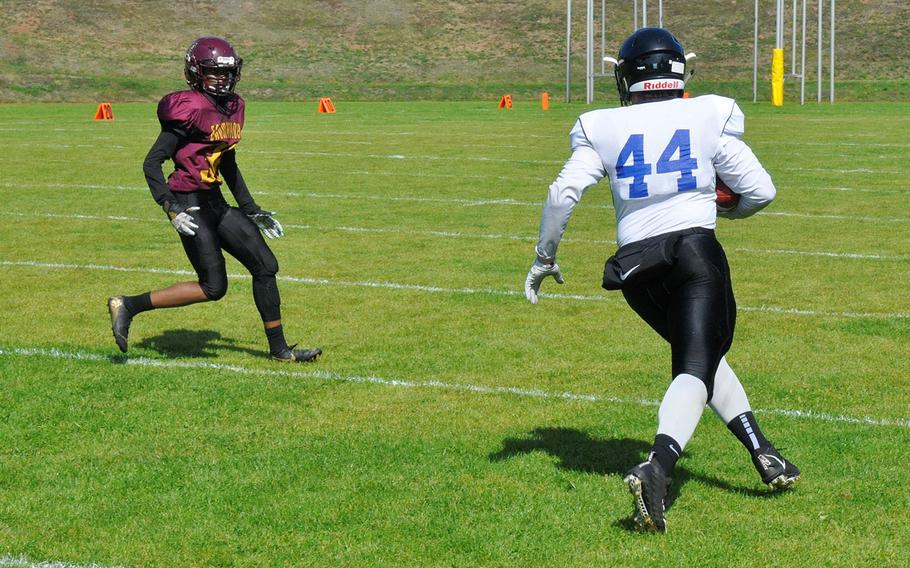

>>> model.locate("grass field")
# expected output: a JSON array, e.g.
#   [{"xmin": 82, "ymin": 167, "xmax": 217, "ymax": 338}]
[
  {"xmin": 4, "ymin": 0, "xmax": 909, "ymax": 103},
  {"xmin": 1, "ymin": 98, "xmax": 909, "ymax": 567}
]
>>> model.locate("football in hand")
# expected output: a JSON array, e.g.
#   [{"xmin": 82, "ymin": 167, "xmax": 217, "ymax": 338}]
[{"xmin": 715, "ymin": 178, "xmax": 740, "ymax": 212}]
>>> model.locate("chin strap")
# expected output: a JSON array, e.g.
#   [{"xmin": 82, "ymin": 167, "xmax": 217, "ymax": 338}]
[
  {"xmin": 684, "ymin": 52, "xmax": 697, "ymax": 84},
  {"xmin": 200, "ymin": 90, "xmax": 233, "ymax": 114},
  {"xmin": 604, "ymin": 56, "xmax": 630, "ymax": 106}
]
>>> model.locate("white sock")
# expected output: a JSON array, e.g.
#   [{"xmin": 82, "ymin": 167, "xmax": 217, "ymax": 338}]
[
  {"xmin": 656, "ymin": 373, "xmax": 708, "ymax": 451},
  {"xmin": 708, "ymin": 356, "xmax": 752, "ymax": 424}
]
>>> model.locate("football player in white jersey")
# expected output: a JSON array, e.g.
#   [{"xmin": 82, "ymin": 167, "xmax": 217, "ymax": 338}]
[{"xmin": 524, "ymin": 28, "xmax": 799, "ymax": 533}]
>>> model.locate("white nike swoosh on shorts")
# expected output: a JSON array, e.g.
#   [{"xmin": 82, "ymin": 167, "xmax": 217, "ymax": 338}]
[{"xmin": 620, "ymin": 264, "xmax": 641, "ymax": 281}]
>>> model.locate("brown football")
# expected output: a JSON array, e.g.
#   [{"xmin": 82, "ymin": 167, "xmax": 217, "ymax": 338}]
[{"xmin": 715, "ymin": 178, "xmax": 740, "ymax": 211}]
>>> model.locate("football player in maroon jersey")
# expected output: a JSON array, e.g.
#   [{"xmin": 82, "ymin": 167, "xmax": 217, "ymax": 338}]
[{"xmin": 108, "ymin": 36, "xmax": 320, "ymax": 362}]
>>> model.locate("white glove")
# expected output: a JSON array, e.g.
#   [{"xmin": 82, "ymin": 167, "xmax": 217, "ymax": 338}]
[
  {"xmin": 524, "ymin": 258, "xmax": 565, "ymax": 304},
  {"xmin": 168, "ymin": 206, "xmax": 200, "ymax": 237},
  {"xmin": 249, "ymin": 210, "xmax": 284, "ymax": 239}
]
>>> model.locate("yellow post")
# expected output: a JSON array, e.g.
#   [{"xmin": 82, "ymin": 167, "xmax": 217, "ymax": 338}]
[{"xmin": 771, "ymin": 48, "xmax": 784, "ymax": 106}]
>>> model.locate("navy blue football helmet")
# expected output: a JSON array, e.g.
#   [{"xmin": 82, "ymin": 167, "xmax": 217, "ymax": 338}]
[{"xmin": 613, "ymin": 28, "xmax": 692, "ymax": 105}]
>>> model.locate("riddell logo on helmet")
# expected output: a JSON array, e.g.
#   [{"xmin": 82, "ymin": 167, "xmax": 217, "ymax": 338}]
[
  {"xmin": 643, "ymin": 80, "xmax": 682, "ymax": 90},
  {"xmin": 630, "ymin": 79, "xmax": 684, "ymax": 92}
]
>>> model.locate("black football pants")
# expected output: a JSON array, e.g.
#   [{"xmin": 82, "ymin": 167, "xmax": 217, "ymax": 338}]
[
  {"xmin": 621, "ymin": 230, "xmax": 736, "ymax": 399},
  {"xmin": 174, "ymin": 190, "xmax": 282, "ymax": 322}
]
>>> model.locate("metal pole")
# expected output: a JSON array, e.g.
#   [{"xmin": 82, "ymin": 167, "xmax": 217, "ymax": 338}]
[
  {"xmin": 791, "ymin": 0, "xmax": 797, "ymax": 72},
  {"xmin": 643, "ymin": 0, "xmax": 648, "ymax": 28},
  {"xmin": 586, "ymin": 0, "xmax": 594, "ymax": 103},
  {"xmin": 830, "ymin": 0, "xmax": 835, "ymax": 103},
  {"xmin": 566, "ymin": 0, "xmax": 572, "ymax": 103},
  {"xmin": 776, "ymin": 0, "xmax": 783, "ymax": 49},
  {"xmin": 818, "ymin": 0, "xmax": 823, "ymax": 102},
  {"xmin": 659, "ymin": 0, "xmax": 664, "ymax": 27},
  {"xmin": 601, "ymin": 0, "xmax": 606, "ymax": 74},
  {"xmin": 753, "ymin": 0, "xmax": 759, "ymax": 102},
  {"xmin": 801, "ymin": 0, "xmax": 807, "ymax": 103}
]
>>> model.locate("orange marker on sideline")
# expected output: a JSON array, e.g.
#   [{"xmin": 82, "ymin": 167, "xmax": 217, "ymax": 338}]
[
  {"xmin": 318, "ymin": 97, "xmax": 336, "ymax": 113},
  {"xmin": 498, "ymin": 95, "xmax": 513, "ymax": 109},
  {"xmin": 541, "ymin": 92, "xmax": 550, "ymax": 110},
  {"xmin": 94, "ymin": 102, "xmax": 114, "ymax": 120}
]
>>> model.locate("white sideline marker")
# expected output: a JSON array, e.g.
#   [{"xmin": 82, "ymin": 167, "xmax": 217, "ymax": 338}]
[{"xmin": 1, "ymin": 346, "xmax": 908, "ymax": 430}]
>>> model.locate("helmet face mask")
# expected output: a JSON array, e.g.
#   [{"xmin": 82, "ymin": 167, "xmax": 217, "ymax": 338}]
[
  {"xmin": 613, "ymin": 28, "xmax": 688, "ymax": 106},
  {"xmin": 184, "ymin": 36, "xmax": 243, "ymax": 96},
  {"xmin": 200, "ymin": 67, "xmax": 234, "ymax": 94}
]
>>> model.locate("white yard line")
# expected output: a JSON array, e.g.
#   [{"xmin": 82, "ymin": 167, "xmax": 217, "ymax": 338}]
[
  {"xmin": 1, "ymin": 259, "xmax": 907, "ymax": 319},
  {"xmin": 1, "ymin": 346, "xmax": 907, "ymax": 430},
  {"xmin": 763, "ymin": 210, "xmax": 909, "ymax": 223},
  {"xmin": 0, "ymin": 556, "xmax": 126, "ymax": 568},
  {"xmin": 4, "ymin": 180, "xmax": 909, "ymax": 222},
  {"xmin": 776, "ymin": 166, "xmax": 904, "ymax": 175},
  {"xmin": 11, "ymin": 212, "xmax": 148, "ymax": 222},
  {"xmin": 245, "ymin": 137, "xmax": 544, "ymax": 151},
  {"xmin": 15, "ymin": 139, "xmax": 907, "ymax": 172},
  {"xmin": 808, "ymin": 186, "xmax": 906, "ymax": 194},
  {"xmin": 9, "ymin": 211, "xmax": 906, "ymax": 261},
  {"xmin": 730, "ymin": 247, "xmax": 907, "ymax": 261},
  {"xmin": 0, "ymin": 259, "xmax": 605, "ymax": 302},
  {"xmin": 244, "ymin": 148, "xmax": 566, "ymax": 165}
]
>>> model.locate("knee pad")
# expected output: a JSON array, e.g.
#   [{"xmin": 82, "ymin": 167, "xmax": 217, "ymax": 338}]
[
  {"xmin": 702, "ymin": 371, "xmax": 716, "ymax": 401},
  {"xmin": 672, "ymin": 361, "xmax": 717, "ymax": 400},
  {"xmin": 199, "ymin": 273, "xmax": 228, "ymax": 301},
  {"xmin": 258, "ymin": 254, "xmax": 279, "ymax": 278},
  {"xmin": 246, "ymin": 253, "xmax": 278, "ymax": 280},
  {"xmin": 683, "ymin": 371, "xmax": 715, "ymax": 401}
]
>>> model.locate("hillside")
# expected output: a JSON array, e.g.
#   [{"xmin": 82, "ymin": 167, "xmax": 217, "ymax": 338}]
[{"xmin": 1, "ymin": 0, "xmax": 908, "ymax": 102}]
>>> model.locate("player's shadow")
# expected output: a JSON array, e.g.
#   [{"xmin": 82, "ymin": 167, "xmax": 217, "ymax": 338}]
[
  {"xmin": 489, "ymin": 426, "xmax": 776, "ymax": 530},
  {"xmin": 489, "ymin": 427, "xmax": 649, "ymax": 477},
  {"xmin": 133, "ymin": 329, "xmax": 263, "ymax": 359}
]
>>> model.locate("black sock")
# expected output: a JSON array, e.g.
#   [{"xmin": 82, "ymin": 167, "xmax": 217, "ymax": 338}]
[
  {"xmin": 726, "ymin": 411, "xmax": 770, "ymax": 453},
  {"xmin": 649, "ymin": 434, "xmax": 682, "ymax": 474},
  {"xmin": 123, "ymin": 292, "xmax": 153, "ymax": 316},
  {"xmin": 265, "ymin": 324, "xmax": 289, "ymax": 355}
]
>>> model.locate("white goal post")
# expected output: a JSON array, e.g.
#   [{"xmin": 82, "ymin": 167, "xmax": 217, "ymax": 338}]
[{"xmin": 566, "ymin": 0, "xmax": 835, "ymax": 105}]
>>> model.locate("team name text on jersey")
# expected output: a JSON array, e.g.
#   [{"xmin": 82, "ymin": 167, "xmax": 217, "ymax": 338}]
[{"xmin": 210, "ymin": 122, "xmax": 242, "ymax": 141}]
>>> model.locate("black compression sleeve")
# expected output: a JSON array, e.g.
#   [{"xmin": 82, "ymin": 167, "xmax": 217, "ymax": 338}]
[
  {"xmin": 220, "ymin": 149, "xmax": 260, "ymax": 215},
  {"xmin": 143, "ymin": 130, "xmax": 181, "ymax": 210}
]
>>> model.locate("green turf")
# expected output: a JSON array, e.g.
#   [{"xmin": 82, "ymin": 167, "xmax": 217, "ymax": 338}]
[{"xmin": 1, "ymin": 100, "xmax": 909, "ymax": 567}]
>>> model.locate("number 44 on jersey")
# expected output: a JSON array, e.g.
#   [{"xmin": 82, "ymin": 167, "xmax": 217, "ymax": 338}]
[{"xmin": 616, "ymin": 129, "xmax": 698, "ymax": 198}]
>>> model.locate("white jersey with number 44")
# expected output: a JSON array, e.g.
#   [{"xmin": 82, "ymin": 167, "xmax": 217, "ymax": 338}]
[{"xmin": 535, "ymin": 95, "xmax": 776, "ymax": 257}]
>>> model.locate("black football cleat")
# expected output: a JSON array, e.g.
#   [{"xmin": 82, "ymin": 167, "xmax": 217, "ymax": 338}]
[
  {"xmin": 624, "ymin": 460, "xmax": 671, "ymax": 533},
  {"xmin": 752, "ymin": 445, "xmax": 801, "ymax": 490},
  {"xmin": 108, "ymin": 296, "xmax": 132, "ymax": 353},
  {"xmin": 270, "ymin": 344, "xmax": 322, "ymax": 363}
]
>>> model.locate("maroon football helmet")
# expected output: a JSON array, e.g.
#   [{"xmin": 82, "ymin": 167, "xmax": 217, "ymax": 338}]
[{"xmin": 184, "ymin": 36, "xmax": 243, "ymax": 96}]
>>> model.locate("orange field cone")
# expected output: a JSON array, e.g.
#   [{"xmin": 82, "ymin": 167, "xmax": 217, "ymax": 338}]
[
  {"xmin": 318, "ymin": 97, "xmax": 336, "ymax": 113},
  {"xmin": 498, "ymin": 94, "xmax": 513, "ymax": 109},
  {"xmin": 93, "ymin": 102, "xmax": 114, "ymax": 120},
  {"xmin": 683, "ymin": 92, "xmax": 690, "ymax": 99},
  {"xmin": 541, "ymin": 92, "xmax": 550, "ymax": 111}
]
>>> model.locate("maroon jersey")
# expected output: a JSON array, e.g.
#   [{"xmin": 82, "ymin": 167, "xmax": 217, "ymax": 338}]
[{"xmin": 157, "ymin": 89, "xmax": 245, "ymax": 192}]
